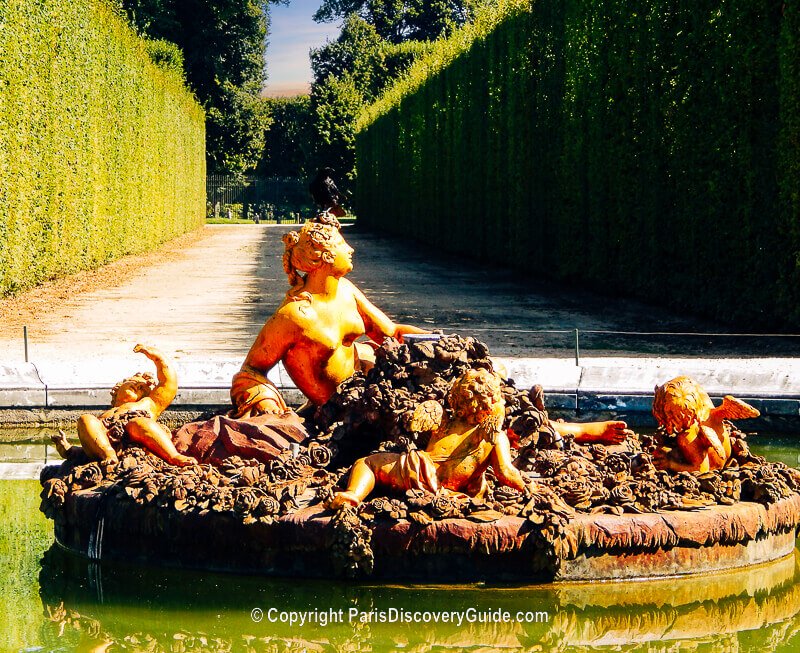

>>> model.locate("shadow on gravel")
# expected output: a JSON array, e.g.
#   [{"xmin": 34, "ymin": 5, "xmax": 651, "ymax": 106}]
[{"xmin": 343, "ymin": 227, "xmax": 800, "ymax": 359}]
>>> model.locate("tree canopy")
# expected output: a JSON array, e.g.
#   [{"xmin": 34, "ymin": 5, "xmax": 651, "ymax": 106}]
[
  {"xmin": 258, "ymin": 96, "xmax": 314, "ymax": 178},
  {"xmin": 120, "ymin": 0, "xmax": 274, "ymax": 174},
  {"xmin": 308, "ymin": 14, "xmax": 431, "ymax": 185},
  {"xmin": 313, "ymin": 0, "xmax": 479, "ymax": 42}
]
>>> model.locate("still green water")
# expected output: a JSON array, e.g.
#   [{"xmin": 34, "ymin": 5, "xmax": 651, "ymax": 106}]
[{"xmin": 2, "ymin": 436, "xmax": 800, "ymax": 652}]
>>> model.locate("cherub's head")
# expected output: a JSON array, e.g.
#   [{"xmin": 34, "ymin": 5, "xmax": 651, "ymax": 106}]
[
  {"xmin": 110, "ymin": 372, "xmax": 156, "ymax": 407},
  {"xmin": 652, "ymin": 376, "xmax": 714, "ymax": 434},
  {"xmin": 447, "ymin": 368, "xmax": 505, "ymax": 426}
]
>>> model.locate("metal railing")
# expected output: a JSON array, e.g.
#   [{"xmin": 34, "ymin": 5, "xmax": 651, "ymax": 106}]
[
  {"xmin": 206, "ymin": 175, "xmax": 314, "ymax": 221},
  {"xmin": 15, "ymin": 327, "xmax": 800, "ymax": 366},
  {"xmin": 464, "ymin": 328, "xmax": 800, "ymax": 365}
]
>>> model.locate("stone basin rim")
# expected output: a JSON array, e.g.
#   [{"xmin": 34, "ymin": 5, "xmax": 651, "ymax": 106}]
[
  {"xmin": 50, "ymin": 530, "xmax": 798, "ymax": 586},
  {"xmin": 51, "ymin": 490, "xmax": 800, "ymax": 583}
]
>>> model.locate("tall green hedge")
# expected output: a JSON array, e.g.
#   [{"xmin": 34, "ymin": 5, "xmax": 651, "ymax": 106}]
[
  {"xmin": 0, "ymin": 0, "xmax": 205, "ymax": 296},
  {"xmin": 356, "ymin": 0, "xmax": 800, "ymax": 329}
]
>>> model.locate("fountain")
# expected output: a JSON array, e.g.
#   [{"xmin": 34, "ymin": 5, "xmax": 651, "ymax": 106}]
[{"xmin": 39, "ymin": 218, "xmax": 800, "ymax": 582}]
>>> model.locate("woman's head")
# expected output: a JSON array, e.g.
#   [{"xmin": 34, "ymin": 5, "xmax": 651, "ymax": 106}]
[{"xmin": 282, "ymin": 222, "xmax": 353, "ymax": 295}]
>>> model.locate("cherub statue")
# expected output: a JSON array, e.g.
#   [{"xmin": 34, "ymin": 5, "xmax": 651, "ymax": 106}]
[
  {"xmin": 51, "ymin": 344, "xmax": 195, "ymax": 466},
  {"xmin": 651, "ymin": 376, "xmax": 760, "ymax": 473},
  {"xmin": 330, "ymin": 368, "xmax": 528, "ymax": 508}
]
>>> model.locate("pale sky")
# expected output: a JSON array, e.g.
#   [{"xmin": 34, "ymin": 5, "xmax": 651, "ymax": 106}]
[{"xmin": 263, "ymin": 0, "xmax": 342, "ymax": 96}]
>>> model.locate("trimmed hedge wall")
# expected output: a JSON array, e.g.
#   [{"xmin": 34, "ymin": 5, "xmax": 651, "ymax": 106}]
[
  {"xmin": 0, "ymin": 0, "xmax": 205, "ymax": 296},
  {"xmin": 356, "ymin": 0, "xmax": 800, "ymax": 329}
]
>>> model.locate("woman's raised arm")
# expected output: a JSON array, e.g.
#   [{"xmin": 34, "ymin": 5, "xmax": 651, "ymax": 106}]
[{"xmin": 350, "ymin": 282, "xmax": 429, "ymax": 343}]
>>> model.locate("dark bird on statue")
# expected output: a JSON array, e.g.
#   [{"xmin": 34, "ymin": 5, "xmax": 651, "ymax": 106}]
[{"xmin": 310, "ymin": 167, "xmax": 347, "ymax": 218}]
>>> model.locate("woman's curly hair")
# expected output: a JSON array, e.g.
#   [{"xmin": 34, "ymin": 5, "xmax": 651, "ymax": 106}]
[{"xmin": 282, "ymin": 221, "xmax": 342, "ymax": 302}]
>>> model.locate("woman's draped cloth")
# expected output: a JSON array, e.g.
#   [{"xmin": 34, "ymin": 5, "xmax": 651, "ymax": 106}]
[{"xmin": 173, "ymin": 368, "xmax": 308, "ymax": 465}]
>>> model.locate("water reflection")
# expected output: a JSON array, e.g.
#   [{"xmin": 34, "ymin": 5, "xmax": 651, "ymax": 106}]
[{"xmin": 38, "ymin": 544, "xmax": 800, "ymax": 652}]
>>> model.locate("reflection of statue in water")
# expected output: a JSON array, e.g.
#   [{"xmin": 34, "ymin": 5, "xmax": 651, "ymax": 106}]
[
  {"xmin": 652, "ymin": 376, "xmax": 760, "ymax": 472},
  {"xmin": 52, "ymin": 344, "xmax": 195, "ymax": 466},
  {"xmin": 35, "ymin": 535, "xmax": 800, "ymax": 653},
  {"xmin": 231, "ymin": 221, "xmax": 428, "ymax": 417},
  {"xmin": 332, "ymin": 369, "xmax": 526, "ymax": 507}
]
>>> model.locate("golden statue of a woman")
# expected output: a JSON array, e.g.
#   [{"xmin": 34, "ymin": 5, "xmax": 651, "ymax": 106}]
[{"xmin": 230, "ymin": 221, "xmax": 428, "ymax": 417}]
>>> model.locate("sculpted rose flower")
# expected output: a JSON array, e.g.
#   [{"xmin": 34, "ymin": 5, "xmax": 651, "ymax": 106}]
[
  {"xmin": 630, "ymin": 452, "xmax": 656, "ymax": 478},
  {"xmin": 42, "ymin": 478, "xmax": 68, "ymax": 507},
  {"xmin": 207, "ymin": 489, "xmax": 229, "ymax": 512},
  {"xmin": 604, "ymin": 453, "xmax": 631, "ymax": 475},
  {"xmin": 369, "ymin": 497, "xmax": 390, "ymax": 513},
  {"xmin": 405, "ymin": 488, "xmax": 433, "ymax": 509},
  {"xmin": 239, "ymin": 467, "xmax": 260, "ymax": 486},
  {"xmin": 124, "ymin": 468, "xmax": 150, "ymax": 487},
  {"xmin": 588, "ymin": 444, "xmax": 608, "ymax": 462},
  {"xmin": 74, "ymin": 463, "xmax": 103, "ymax": 488},
  {"xmin": 258, "ymin": 495, "xmax": 281, "ymax": 516},
  {"xmin": 233, "ymin": 488, "xmax": 259, "ymax": 514},
  {"xmin": 494, "ymin": 486, "xmax": 523, "ymax": 505},
  {"xmin": 307, "ymin": 442, "xmax": 332, "ymax": 468},
  {"xmin": 560, "ymin": 478, "xmax": 593, "ymax": 509},
  {"xmin": 430, "ymin": 493, "xmax": 463, "ymax": 519},
  {"xmin": 267, "ymin": 462, "xmax": 289, "ymax": 482},
  {"xmin": 609, "ymin": 484, "xmax": 635, "ymax": 505},
  {"xmin": 387, "ymin": 499, "xmax": 407, "ymax": 520},
  {"xmin": 533, "ymin": 450, "xmax": 568, "ymax": 477}
]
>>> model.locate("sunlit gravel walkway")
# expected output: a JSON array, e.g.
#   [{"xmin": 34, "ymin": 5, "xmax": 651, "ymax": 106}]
[
  {"xmin": 1, "ymin": 224, "xmax": 797, "ymax": 365},
  {"xmin": 0, "ymin": 224, "xmax": 798, "ymax": 422}
]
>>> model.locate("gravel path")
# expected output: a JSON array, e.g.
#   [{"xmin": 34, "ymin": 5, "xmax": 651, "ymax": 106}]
[{"xmin": 1, "ymin": 224, "xmax": 797, "ymax": 367}]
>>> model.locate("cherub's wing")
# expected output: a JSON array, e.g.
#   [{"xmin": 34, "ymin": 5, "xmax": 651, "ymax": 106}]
[
  {"xmin": 406, "ymin": 400, "xmax": 444, "ymax": 433},
  {"xmin": 711, "ymin": 395, "xmax": 760, "ymax": 421}
]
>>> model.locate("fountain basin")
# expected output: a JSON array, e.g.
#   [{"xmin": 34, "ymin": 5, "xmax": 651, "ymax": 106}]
[{"xmin": 52, "ymin": 488, "xmax": 800, "ymax": 582}]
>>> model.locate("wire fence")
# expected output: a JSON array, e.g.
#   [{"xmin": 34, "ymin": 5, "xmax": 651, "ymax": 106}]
[
  {"xmin": 15, "ymin": 327, "xmax": 800, "ymax": 365},
  {"xmin": 448, "ymin": 328, "xmax": 800, "ymax": 364}
]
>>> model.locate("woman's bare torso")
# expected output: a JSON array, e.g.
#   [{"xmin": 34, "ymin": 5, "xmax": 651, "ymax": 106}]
[{"xmin": 275, "ymin": 280, "xmax": 367, "ymax": 405}]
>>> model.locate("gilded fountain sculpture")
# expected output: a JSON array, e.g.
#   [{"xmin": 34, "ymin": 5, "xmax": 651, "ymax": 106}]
[{"xmin": 40, "ymin": 216, "xmax": 800, "ymax": 581}]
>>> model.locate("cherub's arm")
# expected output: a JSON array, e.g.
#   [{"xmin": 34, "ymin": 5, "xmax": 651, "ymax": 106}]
[
  {"xmin": 489, "ymin": 430, "xmax": 526, "ymax": 492},
  {"xmin": 133, "ymin": 344, "xmax": 176, "ymax": 417},
  {"xmin": 697, "ymin": 425, "xmax": 727, "ymax": 467},
  {"xmin": 674, "ymin": 426, "xmax": 716, "ymax": 470},
  {"xmin": 653, "ymin": 446, "xmax": 711, "ymax": 473},
  {"xmin": 350, "ymin": 282, "xmax": 429, "ymax": 343}
]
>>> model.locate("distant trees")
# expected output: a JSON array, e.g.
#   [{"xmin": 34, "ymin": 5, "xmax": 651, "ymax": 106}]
[
  {"xmin": 309, "ymin": 14, "xmax": 431, "ymax": 187},
  {"xmin": 306, "ymin": 0, "xmax": 483, "ymax": 186},
  {"xmin": 258, "ymin": 96, "xmax": 314, "ymax": 178},
  {"xmin": 120, "ymin": 0, "xmax": 273, "ymax": 174},
  {"xmin": 313, "ymin": 0, "xmax": 480, "ymax": 42}
]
